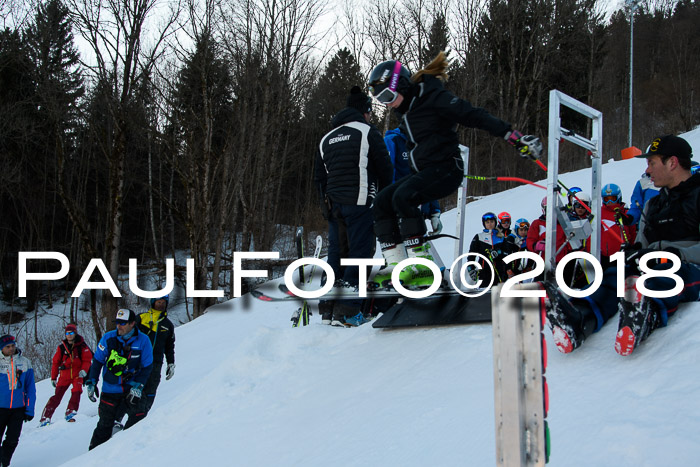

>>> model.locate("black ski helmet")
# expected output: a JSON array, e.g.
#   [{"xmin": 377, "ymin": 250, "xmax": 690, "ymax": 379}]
[
  {"xmin": 482, "ymin": 212, "xmax": 497, "ymax": 228},
  {"xmin": 368, "ymin": 60, "xmax": 412, "ymax": 104}
]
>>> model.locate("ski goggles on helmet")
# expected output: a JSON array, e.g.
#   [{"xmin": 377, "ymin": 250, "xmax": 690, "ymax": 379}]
[
  {"xmin": 691, "ymin": 165, "xmax": 700, "ymax": 175},
  {"xmin": 517, "ymin": 221, "xmax": 529, "ymax": 229},
  {"xmin": 369, "ymin": 61, "xmax": 403, "ymax": 104},
  {"xmin": 482, "ymin": 213, "xmax": 497, "ymax": 222},
  {"xmin": 602, "ymin": 195, "xmax": 618, "ymax": 205}
]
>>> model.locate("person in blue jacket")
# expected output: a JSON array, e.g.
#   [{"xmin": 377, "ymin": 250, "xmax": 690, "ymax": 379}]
[
  {"xmin": 627, "ymin": 172, "xmax": 659, "ymax": 225},
  {"xmin": 384, "ymin": 126, "xmax": 442, "ymax": 233},
  {"xmin": 86, "ymin": 308, "xmax": 153, "ymax": 450},
  {"xmin": 0, "ymin": 334, "xmax": 35, "ymax": 467}
]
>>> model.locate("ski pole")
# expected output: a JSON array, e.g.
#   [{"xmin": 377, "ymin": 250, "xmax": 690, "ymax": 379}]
[
  {"xmin": 614, "ymin": 209, "xmax": 631, "ymax": 246},
  {"xmin": 464, "ymin": 174, "xmax": 546, "ymax": 190}
]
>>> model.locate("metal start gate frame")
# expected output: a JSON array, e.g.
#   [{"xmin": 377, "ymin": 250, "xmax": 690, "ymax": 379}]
[
  {"xmin": 491, "ymin": 90, "xmax": 604, "ymax": 466},
  {"xmin": 545, "ymin": 90, "xmax": 604, "ymax": 274}
]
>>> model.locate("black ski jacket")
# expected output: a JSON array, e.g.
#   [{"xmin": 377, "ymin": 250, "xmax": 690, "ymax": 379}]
[
  {"xmin": 314, "ymin": 107, "xmax": 393, "ymax": 206},
  {"xmin": 394, "ymin": 75, "xmax": 512, "ymax": 171},
  {"xmin": 137, "ymin": 309, "xmax": 175, "ymax": 368},
  {"xmin": 639, "ymin": 173, "xmax": 700, "ymax": 264}
]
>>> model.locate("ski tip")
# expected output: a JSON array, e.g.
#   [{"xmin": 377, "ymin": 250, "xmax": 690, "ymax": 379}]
[
  {"xmin": 250, "ymin": 290, "xmax": 273, "ymax": 302},
  {"xmin": 615, "ymin": 326, "xmax": 636, "ymax": 356},
  {"xmin": 551, "ymin": 326, "xmax": 574, "ymax": 354}
]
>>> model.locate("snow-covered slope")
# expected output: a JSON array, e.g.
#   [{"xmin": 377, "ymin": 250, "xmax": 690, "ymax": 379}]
[{"xmin": 14, "ymin": 129, "xmax": 700, "ymax": 467}]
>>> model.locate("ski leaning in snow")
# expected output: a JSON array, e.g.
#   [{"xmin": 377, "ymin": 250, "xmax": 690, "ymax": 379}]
[{"xmin": 289, "ymin": 228, "xmax": 323, "ymax": 327}]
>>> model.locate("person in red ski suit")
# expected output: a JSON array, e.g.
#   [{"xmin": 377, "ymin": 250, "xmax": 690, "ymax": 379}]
[{"xmin": 40, "ymin": 324, "xmax": 92, "ymax": 424}]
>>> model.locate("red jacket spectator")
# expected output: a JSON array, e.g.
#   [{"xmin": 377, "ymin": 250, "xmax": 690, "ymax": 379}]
[
  {"xmin": 50, "ymin": 325, "xmax": 92, "ymax": 386},
  {"xmin": 41, "ymin": 324, "xmax": 93, "ymax": 425}
]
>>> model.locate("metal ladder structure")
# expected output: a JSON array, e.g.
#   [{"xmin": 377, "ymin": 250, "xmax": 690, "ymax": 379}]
[
  {"xmin": 491, "ymin": 90, "xmax": 604, "ymax": 466},
  {"xmin": 545, "ymin": 90, "xmax": 604, "ymax": 274}
]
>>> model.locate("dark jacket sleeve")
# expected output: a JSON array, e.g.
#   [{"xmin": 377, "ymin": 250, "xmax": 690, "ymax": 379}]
[
  {"xmin": 165, "ymin": 322, "xmax": 175, "ymax": 365},
  {"xmin": 313, "ymin": 148, "xmax": 327, "ymax": 187},
  {"xmin": 435, "ymin": 89, "xmax": 512, "ymax": 138},
  {"xmin": 367, "ymin": 126, "xmax": 394, "ymax": 191}
]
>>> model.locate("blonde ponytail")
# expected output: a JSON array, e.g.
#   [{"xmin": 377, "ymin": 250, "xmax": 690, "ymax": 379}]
[{"xmin": 411, "ymin": 51, "xmax": 449, "ymax": 83}]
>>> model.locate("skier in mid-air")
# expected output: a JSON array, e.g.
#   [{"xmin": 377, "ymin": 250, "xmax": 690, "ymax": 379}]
[{"xmin": 366, "ymin": 51, "xmax": 543, "ymax": 289}]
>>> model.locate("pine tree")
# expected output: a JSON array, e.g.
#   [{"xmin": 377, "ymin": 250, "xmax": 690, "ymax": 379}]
[
  {"xmin": 25, "ymin": 0, "xmax": 84, "ymax": 137},
  {"xmin": 420, "ymin": 12, "xmax": 450, "ymax": 68},
  {"xmin": 305, "ymin": 48, "xmax": 364, "ymax": 128}
]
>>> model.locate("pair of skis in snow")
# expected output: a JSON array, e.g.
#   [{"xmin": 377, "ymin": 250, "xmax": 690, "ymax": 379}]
[{"xmin": 289, "ymin": 227, "xmax": 323, "ymax": 327}]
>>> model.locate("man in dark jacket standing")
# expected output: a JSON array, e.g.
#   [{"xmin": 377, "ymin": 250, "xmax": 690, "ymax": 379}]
[
  {"xmin": 314, "ymin": 86, "xmax": 393, "ymax": 326},
  {"xmin": 113, "ymin": 295, "xmax": 175, "ymax": 431},
  {"xmin": 86, "ymin": 308, "xmax": 153, "ymax": 450},
  {"xmin": 545, "ymin": 135, "xmax": 700, "ymax": 356}
]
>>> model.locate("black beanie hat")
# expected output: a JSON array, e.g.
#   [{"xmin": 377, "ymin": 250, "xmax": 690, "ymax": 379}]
[{"xmin": 346, "ymin": 86, "xmax": 372, "ymax": 114}]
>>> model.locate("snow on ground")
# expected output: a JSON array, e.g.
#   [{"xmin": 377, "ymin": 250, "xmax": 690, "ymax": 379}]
[{"xmin": 11, "ymin": 129, "xmax": 700, "ymax": 466}]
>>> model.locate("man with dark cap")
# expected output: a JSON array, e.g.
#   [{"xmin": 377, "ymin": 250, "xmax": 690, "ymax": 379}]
[
  {"xmin": 314, "ymin": 86, "xmax": 393, "ymax": 326},
  {"xmin": 113, "ymin": 295, "xmax": 175, "ymax": 431},
  {"xmin": 85, "ymin": 308, "xmax": 153, "ymax": 450},
  {"xmin": 0, "ymin": 335, "xmax": 35, "ymax": 467},
  {"xmin": 39, "ymin": 323, "xmax": 93, "ymax": 425},
  {"xmin": 544, "ymin": 134, "xmax": 700, "ymax": 356}
]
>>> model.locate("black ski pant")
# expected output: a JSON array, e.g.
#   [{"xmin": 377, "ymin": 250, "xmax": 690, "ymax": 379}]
[
  {"xmin": 373, "ymin": 157, "xmax": 463, "ymax": 244},
  {"xmin": 89, "ymin": 391, "xmax": 147, "ymax": 450},
  {"xmin": 326, "ymin": 203, "xmax": 376, "ymax": 312},
  {"xmin": 113, "ymin": 364, "xmax": 162, "ymax": 427},
  {"xmin": 573, "ymin": 262, "xmax": 700, "ymax": 332},
  {"xmin": 0, "ymin": 407, "xmax": 24, "ymax": 466}
]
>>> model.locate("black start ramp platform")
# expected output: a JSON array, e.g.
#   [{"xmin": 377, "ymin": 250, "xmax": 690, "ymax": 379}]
[{"xmin": 372, "ymin": 292, "xmax": 492, "ymax": 328}]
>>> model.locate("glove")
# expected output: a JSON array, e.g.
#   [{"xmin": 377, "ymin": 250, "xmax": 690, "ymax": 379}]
[
  {"xmin": 506, "ymin": 130, "xmax": 543, "ymax": 160},
  {"xmin": 127, "ymin": 383, "xmax": 144, "ymax": 404},
  {"xmin": 489, "ymin": 249, "xmax": 499, "ymax": 258},
  {"xmin": 429, "ymin": 212, "xmax": 442, "ymax": 235},
  {"xmin": 78, "ymin": 370, "xmax": 87, "ymax": 379},
  {"xmin": 535, "ymin": 241, "xmax": 546, "ymax": 252},
  {"xmin": 467, "ymin": 266, "xmax": 479, "ymax": 282},
  {"xmin": 166, "ymin": 363, "xmax": 176, "ymax": 381},
  {"xmin": 614, "ymin": 208, "xmax": 634, "ymax": 226},
  {"xmin": 24, "ymin": 414, "xmax": 33, "ymax": 423},
  {"xmin": 51, "ymin": 379, "xmax": 57, "ymax": 388},
  {"xmin": 86, "ymin": 381, "xmax": 97, "ymax": 402}
]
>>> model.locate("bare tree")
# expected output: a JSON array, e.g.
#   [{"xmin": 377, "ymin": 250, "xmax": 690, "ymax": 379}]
[{"xmin": 65, "ymin": 0, "xmax": 181, "ymax": 326}]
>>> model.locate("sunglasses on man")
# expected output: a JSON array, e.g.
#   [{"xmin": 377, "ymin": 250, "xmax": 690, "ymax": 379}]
[{"xmin": 65, "ymin": 331, "xmax": 75, "ymax": 336}]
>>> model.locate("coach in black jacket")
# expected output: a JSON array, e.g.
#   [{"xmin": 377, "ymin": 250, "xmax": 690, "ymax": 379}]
[{"xmin": 314, "ymin": 87, "xmax": 393, "ymax": 325}]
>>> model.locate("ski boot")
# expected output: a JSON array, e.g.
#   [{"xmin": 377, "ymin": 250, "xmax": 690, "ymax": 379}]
[
  {"xmin": 398, "ymin": 236, "xmax": 437, "ymax": 289},
  {"xmin": 319, "ymin": 301, "xmax": 334, "ymax": 325},
  {"xmin": 330, "ymin": 303, "xmax": 368, "ymax": 327},
  {"xmin": 370, "ymin": 237, "xmax": 437, "ymax": 290},
  {"xmin": 541, "ymin": 282, "xmax": 596, "ymax": 354},
  {"xmin": 40, "ymin": 417, "xmax": 51, "ymax": 427},
  {"xmin": 65, "ymin": 410, "xmax": 77, "ymax": 422},
  {"xmin": 370, "ymin": 242, "xmax": 408, "ymax": 289},
  {"xmin": 615, "ymin": 276, "xmax": 662, "ymax": 355}
]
